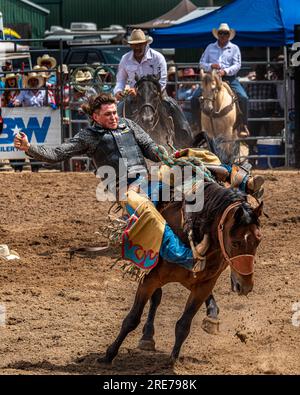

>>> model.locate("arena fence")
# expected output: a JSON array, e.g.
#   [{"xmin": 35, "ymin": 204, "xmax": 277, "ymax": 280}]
[{"xmin": 0, "ymin": 39, "xmax": 294, "ymax": 171}]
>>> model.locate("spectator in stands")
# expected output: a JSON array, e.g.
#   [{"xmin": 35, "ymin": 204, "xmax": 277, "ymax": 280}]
[
  {"xmin": 33, "ymin": 65, "xmax": 57, "ymax": 109},
  {"xmin": 70, "ymin": 70, "xmax": 97, "ymax": 137},
  {"xmin": 2, "ymin": 60, "xmax": 13, "ymax": 73},
  {"xmin": 0, "ymin": 61, "xmax": 14, "ymax": 93},
  {"xmin": 14, "ymin": 71, "xmax": 49, "ymax": 172},
  {"xmin": 166, "ymin": 65, "xmax": 177, "ymax": 99},
  {"xmin": 36, "ymin": 54, "xmax": 57, "ymax": 85},
  {"xmin": 14, "ymin": 72, "xmax": 46, "ymax": 107},
  {"xmin": 1, "ymin": 73, "xmax": 20, "ymax": 107},
  {"xmin": 177, "ymin": 68, "xmax": 199, "ymax": 127}
]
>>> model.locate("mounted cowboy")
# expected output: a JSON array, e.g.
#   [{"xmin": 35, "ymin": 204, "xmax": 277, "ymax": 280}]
[
  {"xmin": 113, "ymin": 29, "xmax": 192, "ymax": 143},
  {"xmin": 199, "ymin": 23, "xmax": 250, "ymax": 138},
  {"xmin": 13, "ymin": 93, "xmax": 263, "ymax": 272}
]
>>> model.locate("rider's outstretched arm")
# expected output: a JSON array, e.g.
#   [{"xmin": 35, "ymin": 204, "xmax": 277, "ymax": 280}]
[{"xmin": 15, "ymin": 130, "xmax": 90, "ymax": 164}]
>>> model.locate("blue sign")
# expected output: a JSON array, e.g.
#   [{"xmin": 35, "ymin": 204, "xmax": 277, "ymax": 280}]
[{"xmin": 1, "ymin": 116, "xmax": 51, "ymax": 144}]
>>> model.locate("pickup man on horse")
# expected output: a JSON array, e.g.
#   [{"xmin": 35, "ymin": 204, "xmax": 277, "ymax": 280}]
[
  {"xmin": 193, "ymin": 23, "xmax": 250, "ymax": 137},
  {"xmin": 113, "ymin": 29, "xmax": 192, "ymax": 142},
  {"xmin": 14, "ymin": 93, "xmax": 263, "ymax": 271}
]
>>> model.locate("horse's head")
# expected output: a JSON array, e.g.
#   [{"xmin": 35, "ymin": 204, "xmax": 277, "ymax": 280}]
[
  {"xmin": 220, "ymin": 197, "xmax": 263, "ymax": 296},
  {"xmin": 134, "ymin": 74, "xmax": 161, "ymax": 129},
  {"xmin": 193, "ymin": 183, "xmax": 263, "ymax": 296},
  {"xmin": 200, "ymin": 69, "xmax": 222, "ymax": 113}
]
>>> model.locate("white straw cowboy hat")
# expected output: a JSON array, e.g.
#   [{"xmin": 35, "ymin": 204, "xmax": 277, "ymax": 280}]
[
  {"xmin": 24, "ymin": 72, "xmax": 44, "ymax": 89},
  {"xmin": 0, "ymin": 245, "xmax": 20, "ymax": 261},
  {"xmin": 127, "ymin": 29, "xmax": 153, "ymax": 45},
  {"xmin": 75, "ymin": 70, "xmax": 93, "ymax": 82},
  {"xmin": 37, "ymin": 54, "xmax": 57, "ymax": 69},
  {"xmin": 33, "ymin": 65, "xmax": 49, "ymax": 79},
  {"xmin": 57, "ymin": 64, "xmax": 69, "ymax": 74},
  {"xmin": 212, "ymin": 23, "xmax": 236, "ymax": 41},
  {"xmin": 3, "ymin": 73, "xmax": 18, "ymax": 83}
]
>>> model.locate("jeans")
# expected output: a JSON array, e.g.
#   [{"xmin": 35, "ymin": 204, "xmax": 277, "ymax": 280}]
[
  {"xmin": 126, "ymin": 177, "xmax": 193, "ymax": 269},
  {"xmin": 223, "ymin": 76, "xmax": 249, "ymax": 125}
]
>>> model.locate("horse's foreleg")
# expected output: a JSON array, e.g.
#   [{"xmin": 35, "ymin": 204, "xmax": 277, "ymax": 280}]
[
  {"xmin": 138, "ymin": 287, "xmax": 162, "ymax": 351},
  {"xmin": 171, "ymin": 278, "xmax": 217, "ymax": 361},
  {"xmin": 100, "ymin": 274, "xmax": 158, "ymax": 364},
  {"xmin": 202, "ymin": 293, "xmax": 220, "ymax": 335},
  {"xmin": 205, "ymin": 293, "xmax": 219, "ymax": 319}
]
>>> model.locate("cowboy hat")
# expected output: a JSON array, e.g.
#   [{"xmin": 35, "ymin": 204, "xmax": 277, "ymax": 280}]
[
  {"xmin": 37, "ymin": 54, "xmax": 57, "ymax": 69},
  {"xmin": 97, "ymin": 68, "xmax": 108, "ymax": 75},
  {"xmin": 127, "ymin": 29, "xmax": 153, "ymax": 45},
  {"xmin": 57, "ymin": 64, "xmax": 69, "ymax": 74},
  {"xmin": 24, "ymin": 72, "xmax": 44, "ymax": 89},
  {"xmin": 33, "ymin": 65, "xmax": 49, "ymax": 79},
  {"xmin": 212, "ymin": 23, "xmax": 236, "ymax": 41},
  {"xmin": 183, "ymin": 68, "xmax": 197, "ymax": 77},
  {"xmin": 0, "ymin": 245, "xmax": 20, "ymax": 261},
  {"xmin": 75, "ymin": 70, "xmax": 93, "ymax": 82},
  {"xmin": 2, "ymin": 73, "xmax": 18, "ymax": 83}
]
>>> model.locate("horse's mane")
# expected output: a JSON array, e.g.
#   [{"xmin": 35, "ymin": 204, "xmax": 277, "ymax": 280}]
[
  {"xmin": 202, "ymin": 72, "xmax": 214, "ymax": 87},
  {"xmin": 192, "ymin": 182, "xmax": 259, "ymax": 242},
  {"xmin": 135, "ymin": 75, "xmax": 161, "ymax": 92}
]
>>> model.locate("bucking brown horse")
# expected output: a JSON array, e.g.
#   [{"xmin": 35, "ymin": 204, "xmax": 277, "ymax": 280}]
[{"xmin": 100, "ymin": 182, "xmax": 263, "ymax": 364}]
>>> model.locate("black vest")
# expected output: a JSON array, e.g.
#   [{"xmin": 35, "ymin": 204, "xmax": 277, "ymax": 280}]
[{"xmin": 88, "ymin": 121, "xmax": 148, "ymax": 178}]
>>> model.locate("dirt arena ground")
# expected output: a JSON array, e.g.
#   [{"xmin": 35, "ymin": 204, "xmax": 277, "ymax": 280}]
[{"xmin": 0, "ymin": 170, "xmax": 300, "ymax": 375}]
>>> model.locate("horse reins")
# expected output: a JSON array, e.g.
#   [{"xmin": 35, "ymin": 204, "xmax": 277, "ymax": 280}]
[
  {"xmin": 200, "ymin": 81, "xmax": 238, "ymax": 119},
  {"xmin": 217, "ymin": 201, "xmax": 255, "ymax": 276}
]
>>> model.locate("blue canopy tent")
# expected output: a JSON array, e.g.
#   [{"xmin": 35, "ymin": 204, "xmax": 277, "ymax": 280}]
[{"xmin": 151, "ymin": 0, "xmax": 300, "ymax": 48}]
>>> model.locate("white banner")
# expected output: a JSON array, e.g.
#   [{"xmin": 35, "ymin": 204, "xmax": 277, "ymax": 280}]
[{"xmin": 0, "ymin": 107, "xmax": 61, "ymax": 159}]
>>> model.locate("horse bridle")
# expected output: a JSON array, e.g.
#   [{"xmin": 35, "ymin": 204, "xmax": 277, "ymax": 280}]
[
  {"xmin": 217, "ymin": 201, "xmax": 255, "ymax": 276},
  {"xmin": 137, "ymin": 100, "xmax": 159, "ymax": 131}
]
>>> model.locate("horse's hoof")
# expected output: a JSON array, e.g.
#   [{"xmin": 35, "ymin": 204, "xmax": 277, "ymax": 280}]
[
  {"xmin": 168, "ymin": 355, "xmax": 177, "ymax": 367},
  {"xmin": 138, "ymin": 339, "xmax": 156, "ymax": 351},
  {"xmin": 201, "ymin": 317, "xmax": 220, "ymax": 335},
  {"xmin": 96, "ymin": 357, "xmax": 113, "ymax": 366}
]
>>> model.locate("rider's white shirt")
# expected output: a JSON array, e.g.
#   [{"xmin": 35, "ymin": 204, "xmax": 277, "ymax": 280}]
[
  {"xmin": 114, "ymin": 46, "xmax": 167, "ymax": 94},
  {"xmin": 199, "ymin": 41, "xmax": 241, "ymax": 77}
]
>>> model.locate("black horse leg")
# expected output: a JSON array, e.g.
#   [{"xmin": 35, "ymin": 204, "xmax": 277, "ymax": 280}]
[
  {"xmin": 171, "ymin": 279, "xmax": 216, "ymax": 361},
  {"xmin": 205, "ymin": 294, "xmax": 219, "ymax": 319},
  {"xmin": 138, "ymin": 288, "xmax": 162, "ymax": 351},
  {"xmin": 100, "ymin": 275, "xmax": 158, "ymax": 364}
]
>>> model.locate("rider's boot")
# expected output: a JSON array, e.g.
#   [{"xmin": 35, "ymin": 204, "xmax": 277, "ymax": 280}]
[{"xmin": 230, "ymin": 164, "xmax": 264, "ymax": 196}]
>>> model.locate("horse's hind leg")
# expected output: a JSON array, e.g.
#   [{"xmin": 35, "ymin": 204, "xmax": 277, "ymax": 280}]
[
  {"xmin": 138, "ymin": 287, "xmax": 162, "ymax": 351},
  {"xmin": 99, "ymin": 273, "xmax": 159, "ymax": 364}
]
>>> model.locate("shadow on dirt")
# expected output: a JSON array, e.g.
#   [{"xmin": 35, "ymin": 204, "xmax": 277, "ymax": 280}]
[{"xmin": 6, "ymin": 350, "xmax": 178, "ymax": 375}]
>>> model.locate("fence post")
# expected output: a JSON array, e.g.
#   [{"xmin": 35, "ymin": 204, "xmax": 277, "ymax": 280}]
[{"xmin": 294, "ymin": 24, "xmax": 300, "ymax": 167}]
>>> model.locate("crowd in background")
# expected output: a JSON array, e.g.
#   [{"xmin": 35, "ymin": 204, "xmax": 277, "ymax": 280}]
[{"xmin": 0, "ymin": 53, "xmax": 289, "ymax": 171}]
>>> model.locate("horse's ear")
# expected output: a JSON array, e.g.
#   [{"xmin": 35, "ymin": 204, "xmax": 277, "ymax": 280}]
[
  {"xmin": 134, "ymin": 73, "xmax": 139, "ymax": 82},
  {"xmin": 253, "ymin": 201, "xmax": 264, "ymax": 218},
  {"xmin": 234, "ymin": 206, "xmax": 244, "ymax": 222},
  {"xmin": 199, "ymin": 69, "xmax": 205, "ymax": 80},
  {"xmin": 155, "ymin": 72, "xmax": 160, "ymax": 81}
]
